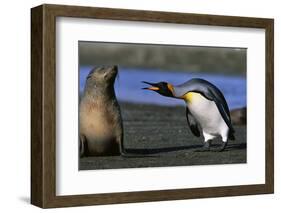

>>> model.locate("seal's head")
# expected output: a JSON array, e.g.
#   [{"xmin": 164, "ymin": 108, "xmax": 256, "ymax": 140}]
[
  {"xmin": 86, "ymin": 65, "xmax": 118, "ymax": 91},
  {"xmin": 87, "ymin": 65, "xmax": 118, "ymax": 84}
]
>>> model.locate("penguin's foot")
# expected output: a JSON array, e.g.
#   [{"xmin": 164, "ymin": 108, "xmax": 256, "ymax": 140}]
[
  {"xmin": 195, "ymin": 147, "xmax": 210, "ymax": 152},
  {"xmin": 195, "ymin": 141, "xmax": 210, "ymax": 152},
  {"xmin": 212, "ymin": 142, "xmax": 228, "ymax": 152}
]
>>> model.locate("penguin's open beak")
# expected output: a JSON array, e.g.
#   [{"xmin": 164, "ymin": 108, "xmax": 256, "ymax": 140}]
[{"xmin": 141, "ymin": 81, "xmax": 159, "ymax": 91}]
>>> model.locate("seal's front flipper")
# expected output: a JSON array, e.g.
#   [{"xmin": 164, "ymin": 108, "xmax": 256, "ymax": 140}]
[
  {"xmin": 120, "ymin": 148, "xmax": 157, "ymax": 158},
  {"xmin": 120, "ymin": 151, "xmax": 141, "ymax": 158},
  {"xmin": 118, "ymin": 135, "xmax": 158, "ymax": 158},
  {"xmin": 79, "ymin": 135, "xmax": 87, "ymax": 157}
]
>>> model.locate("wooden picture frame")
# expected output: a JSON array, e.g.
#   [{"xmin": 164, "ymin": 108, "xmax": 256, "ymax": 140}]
[{"xmin": 31, "ymin": 4, "xmax": 274, "ymax": 208}]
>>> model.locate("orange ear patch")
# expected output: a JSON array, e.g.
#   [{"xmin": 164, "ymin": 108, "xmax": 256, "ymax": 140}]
[{"xmin": 167, "ymin": 83, "xmax": 174, "ymax": 94}]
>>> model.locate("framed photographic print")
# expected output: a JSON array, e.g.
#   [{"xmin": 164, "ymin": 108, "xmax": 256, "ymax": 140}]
[{"xmin": 31, "ymin": 4, "xmax": 274, "ymax": 208}]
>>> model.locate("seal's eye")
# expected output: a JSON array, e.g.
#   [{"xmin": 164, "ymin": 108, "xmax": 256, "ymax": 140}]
[
  {"xmin": 103, "ymin": 70, "xmax": 115, "ymax": 79},
  {"xmin": 103, "ymin": 72, "xmax": 109, "ymax": 79}
]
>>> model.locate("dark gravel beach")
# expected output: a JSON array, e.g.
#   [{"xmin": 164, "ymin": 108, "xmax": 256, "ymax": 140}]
[{"xmin": 79, "ymin": 102, "xmax": 246, "ymax": 170}]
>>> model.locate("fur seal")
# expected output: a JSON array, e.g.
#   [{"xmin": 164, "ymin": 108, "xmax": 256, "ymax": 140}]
[{"xmin": 79, "ymin": 65, "xmax": 125, "ymax": 157}]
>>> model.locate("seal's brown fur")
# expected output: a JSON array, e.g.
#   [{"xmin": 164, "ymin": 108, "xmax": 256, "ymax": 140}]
[{"xmin": 79, "ymin": 66, "xmax": 123, "ymax": 156}]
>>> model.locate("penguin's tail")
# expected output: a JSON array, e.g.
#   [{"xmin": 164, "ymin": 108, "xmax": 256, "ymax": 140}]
[{"xmin": 228, "ymin": 131, "xmax": 235, "ymax": 141}]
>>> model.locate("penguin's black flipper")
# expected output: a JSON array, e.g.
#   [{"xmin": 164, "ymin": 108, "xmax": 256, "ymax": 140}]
[
  {"xmin": 186, "ymin": 107, "xmax": 200, "ymax": 137},
  {"xmin": 197, "ymin": 86, "xmax": 235, "ymax": 134},
  {"xmin": 211, "ymin": 94, "xmax": 235, "ymax": 134}
]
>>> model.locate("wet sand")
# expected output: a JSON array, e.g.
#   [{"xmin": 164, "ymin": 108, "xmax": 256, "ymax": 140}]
[{"xmin": 79, "ymin": 102, "xmax": 246, "ymax": 170}]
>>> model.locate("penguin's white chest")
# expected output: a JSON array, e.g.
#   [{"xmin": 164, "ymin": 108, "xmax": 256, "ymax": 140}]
[{"xmin": 183, "ymin": 92, "xmax": 228, "ymax": 136}]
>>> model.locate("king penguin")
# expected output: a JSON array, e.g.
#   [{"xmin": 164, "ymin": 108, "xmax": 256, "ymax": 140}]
[{"xmin": 142, "ymin": 78, "xmax": 235, "ymax": 152}]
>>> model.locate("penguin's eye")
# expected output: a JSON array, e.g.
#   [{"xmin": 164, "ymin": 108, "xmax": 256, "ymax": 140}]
[{"xmin": 160, "ymin": 83, "xmax": 166, "ymax": 88}]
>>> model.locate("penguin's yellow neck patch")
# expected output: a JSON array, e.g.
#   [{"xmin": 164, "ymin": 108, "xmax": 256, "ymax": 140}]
[{"xmin": 182, "ymin": 92, "xmax": 201, "ymax": 103}]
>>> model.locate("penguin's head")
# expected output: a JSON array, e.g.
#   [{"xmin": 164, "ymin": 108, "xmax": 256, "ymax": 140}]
[{"xmin": 142, "ymin": 81, "xmax": 174, "ymax": 97}]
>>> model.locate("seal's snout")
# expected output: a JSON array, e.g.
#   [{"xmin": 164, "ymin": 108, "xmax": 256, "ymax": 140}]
[
  {"xmin": 109, "ymin": 65, "xmax": 118, "ymax": 80},
  {"xmin": 112, "ymin": 65, "xmax": 118, "ymax": 75},
  {"xmin": 105, "ymin": 65, "xmax": 118, "ymax": 76},
  {"xmin": 113, "ymin": 65, "xmax": 118, "ymax": 71}
]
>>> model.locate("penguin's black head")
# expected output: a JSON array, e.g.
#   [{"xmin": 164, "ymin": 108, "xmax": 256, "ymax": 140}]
[{"xmin": 142, "ymin": 81, "xmax": 174, "ymax": 97}]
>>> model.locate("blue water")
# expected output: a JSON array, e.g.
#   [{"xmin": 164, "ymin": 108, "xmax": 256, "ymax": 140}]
[{"xmin": 80, "ymin": 66, "xmax": 246, "ymax": 110}]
